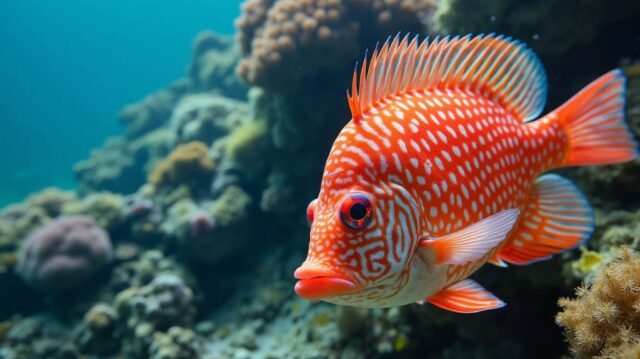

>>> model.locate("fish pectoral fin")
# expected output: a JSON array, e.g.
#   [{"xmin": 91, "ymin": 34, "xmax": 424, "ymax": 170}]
[
  {"xmin": 419, "ymin": 208, "xmax": 520, "ymax": 266},
  {"xmin": 426, "ymin": 279, "xmax": 505, "ymax": 314}
]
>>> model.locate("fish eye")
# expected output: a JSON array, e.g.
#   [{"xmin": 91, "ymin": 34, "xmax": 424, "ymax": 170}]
[
  {"xmin": 340, "ymin": 192, "xmax": 373, "ymax": 230},
  {"xmin": 306, "ymin": 199, "xmax": 317, "ymax": 226}
]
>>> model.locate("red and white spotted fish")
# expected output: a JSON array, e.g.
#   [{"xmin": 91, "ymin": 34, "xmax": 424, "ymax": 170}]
[{"xmin": 294, "ymin": 34, "xmax": 638, "ymax": 312}]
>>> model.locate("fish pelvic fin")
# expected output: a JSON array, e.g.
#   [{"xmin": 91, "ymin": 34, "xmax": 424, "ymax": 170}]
[
  {"xmin": 426, "ymin": 279, "xmax": 505, "ymax": 313},
  {"xmin": 347, "ymin": 33, "xmax": 547, "ymax": 122},
  {"xmin": 548, "ymin": 69, "xmax": 638, "ymax": 167},
  {"xmin": 498, "ymin": 174, "xmax": 594, "ymax": 265}
]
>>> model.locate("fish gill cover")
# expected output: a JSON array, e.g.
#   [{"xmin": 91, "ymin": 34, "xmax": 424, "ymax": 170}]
[{"xmin": 0, "ymin": 0, "xmax": 639, "ymax": 358}]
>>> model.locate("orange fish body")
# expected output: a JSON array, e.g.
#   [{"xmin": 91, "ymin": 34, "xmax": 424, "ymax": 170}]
[{"xmin": 295, "ymin": 34, "xmax": 637, "ymax": 312}]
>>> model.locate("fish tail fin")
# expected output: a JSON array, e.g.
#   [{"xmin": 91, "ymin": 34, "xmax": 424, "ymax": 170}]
[{"xmin": 551, "ymin": 69, "xmax": 637, "ymax": 167}]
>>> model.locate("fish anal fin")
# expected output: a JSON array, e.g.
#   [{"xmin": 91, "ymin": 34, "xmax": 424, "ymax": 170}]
[
  {"xmin": 419, "ymin": 208, "xmax": 520, "ymax": 266},
  {"xmin": 427, "ymin": 279, "xmax": 505, "ymax": 314},
  {"xmin": 348, "ymin": 34, "xmax": 547, "ymax": 123},
  {"xmin": 498, "ymin": 174, "xmax": 594, "ymax": 265}
]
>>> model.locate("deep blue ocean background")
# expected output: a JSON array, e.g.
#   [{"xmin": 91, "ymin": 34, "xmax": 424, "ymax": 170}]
[{"xmin": 0, "ymin": 0, "xmax": 243, "ymax": 206}]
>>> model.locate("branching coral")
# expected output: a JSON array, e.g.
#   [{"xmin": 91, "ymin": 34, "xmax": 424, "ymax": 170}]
[
  {"xmin": 557, "ymin": 248, "xmax": 640, "ymax": 358},
  {"xmin": 148, "ymin": 141, "xmax": 215, "ymax": 192}
]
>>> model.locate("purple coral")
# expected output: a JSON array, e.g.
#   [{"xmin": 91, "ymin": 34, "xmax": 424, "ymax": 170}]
[{"xmin": 16, "ymin": 215, "xmax": 113, "ymax": 291}]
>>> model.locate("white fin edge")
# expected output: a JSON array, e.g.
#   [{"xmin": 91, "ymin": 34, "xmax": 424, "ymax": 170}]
[
  {"xmin": 420, "ymin": 208, "xmax": 520, "ymax": 265},
  {"xmin": 347, "ymin": 33, "xmax": 548, "ymax": 123}
]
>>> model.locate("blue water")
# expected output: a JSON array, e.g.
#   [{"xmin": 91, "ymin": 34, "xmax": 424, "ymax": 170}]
[{"xmin": 0, "ymin": 0, "xmax": 243, "ymax": 206}]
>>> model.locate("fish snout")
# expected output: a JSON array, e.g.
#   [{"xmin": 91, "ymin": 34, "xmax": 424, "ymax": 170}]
[{"xmin": 294, "ymin": 262, "xmax": 358, "ymax": 300}]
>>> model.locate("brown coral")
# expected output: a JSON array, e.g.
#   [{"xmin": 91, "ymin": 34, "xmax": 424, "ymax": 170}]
[
  {"xmin": 557, "ymin": 248, "xmax": 640, "ymax": 358},
  {"xmin": 148, "ymin": 141, "xmax": 215, "ymax": 192},
  {"xmin": 236, "ymin": 0, "xmax": 437, "ymax": 93}
]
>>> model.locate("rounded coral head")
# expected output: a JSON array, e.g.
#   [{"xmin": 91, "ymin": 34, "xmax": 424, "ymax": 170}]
[{"xmin": 16, "ymin": 215, "xmax": 113, "ymax": 291}]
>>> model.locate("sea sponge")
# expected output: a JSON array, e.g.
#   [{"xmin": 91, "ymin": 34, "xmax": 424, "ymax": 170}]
[
  {"xmin": 148, "ymin": 141, "xmax": 215, "ymax": 192},
  {"xmin": 236, "ymin": 0, "xmax": 437, "ymax": 93},
  {"xmin": 556, "ymin": 248, "xmax": 640, "ymax": 358},
  {"xmin": 15, "ymin": 216, "xmax": 113, "ymax": 291}
]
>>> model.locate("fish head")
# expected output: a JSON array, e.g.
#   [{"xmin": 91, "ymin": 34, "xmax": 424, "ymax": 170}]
[{"xmin": 295, "ymin": 177, "xmax": 422, "ymax": 305}]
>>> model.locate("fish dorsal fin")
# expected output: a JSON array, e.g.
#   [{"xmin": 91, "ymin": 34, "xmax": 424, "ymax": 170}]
[{"xmin": 347, "ymin": 33, "xmax": 547, "ymax": 123}]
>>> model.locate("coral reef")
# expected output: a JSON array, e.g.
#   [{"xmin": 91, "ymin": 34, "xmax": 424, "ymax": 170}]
[
  {"xmin": 5, "ymin": 1, "xmax": 640, "ymax": 357},
  {"xmin": 115, "ymin": 274, "xmax": 196, "ymax": 357},
  {"xmin": 119, "ymin": 80, "xmax": 191, "ymax": 140},
  {"xmin": 16, "ymin": 216, "xmax": 113, "ymax": 291},
  {"xmin": 225, "ymin": 119, "xmax": 270, "ymax": 177},
  {"xmin": 557, "ymin": 248, "xmax": 640, "ymax": 358},
  {"xmin": 74, "ymin": 132, "xmax": 174, "ymax": 195},
  {"xmin": 76, "ymin": 303, "xmax": 120, "ymax": 355},
  {"xmin": 170, "ymin": 93, "xmax": 249, "ymax": 145},
  {"xmin": 148, "ymin": 326, "xmax": 203, "ymax": 359},
  {"xmin": 4, "ymin": 316, "xmax": 79, "ymax": 359},
  {"xmin": 236, "ymin": 0, "xmax": 437, "ymax": 92},
  {"xmin": 159, "ymin": 184, "xmax": 252, "ymax": 264},
  {"xmin": 188, "ymin": 31, "xmax": 247, "ymax": 99},
  {"xmin": 148, "ymin": 141, "xmax": 215, "ymax": 193},
  {"xmin": 61, "ymin": 192, "xmax": 125, "ymax": 231}
]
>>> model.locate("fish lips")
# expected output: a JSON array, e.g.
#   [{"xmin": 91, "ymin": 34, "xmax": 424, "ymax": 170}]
[{"xmin": 294, "ymin": 265, "xmax": 358, "ymax": 300}]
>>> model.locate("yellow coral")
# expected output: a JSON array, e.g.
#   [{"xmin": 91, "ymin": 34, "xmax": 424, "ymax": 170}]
[
  {"xmin": 394, "ymin": 334, "xmax": 408, "ymax": 351},
  {"xmin": 148, "ymin": 141, "xmax": 215, "ymax": 191},
  {"xmin": 571, "ymin": 249, "xmax": 603, "ymax": 275},
  {"xmin": 557, "ymin": 248, "xmax": 640, "ymax": 358}
]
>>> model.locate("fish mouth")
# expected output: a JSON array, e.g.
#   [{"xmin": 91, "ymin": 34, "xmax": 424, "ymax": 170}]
[{"xmin": 294, "ymin": 263, "xmax": 358, "ymax": 300}]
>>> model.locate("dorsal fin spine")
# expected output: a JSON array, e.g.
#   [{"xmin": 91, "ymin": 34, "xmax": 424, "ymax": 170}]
[{"xmin": 347, "ymin": 33, "xmax": 547, "ymax": 122}]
